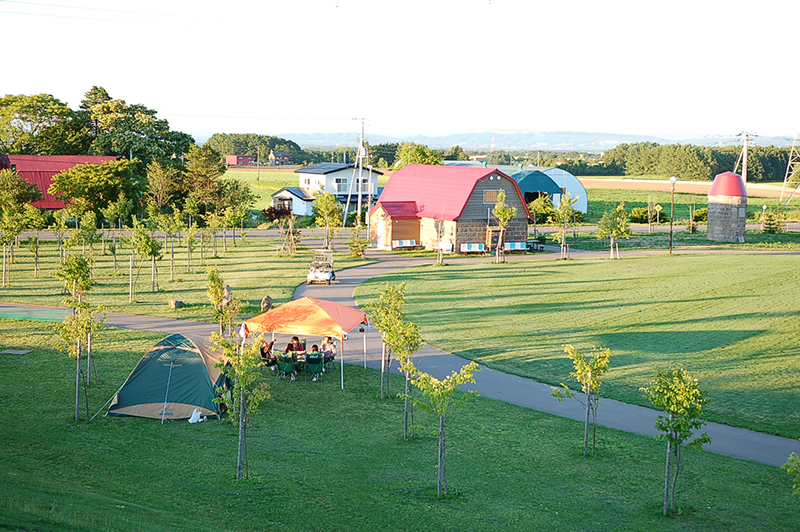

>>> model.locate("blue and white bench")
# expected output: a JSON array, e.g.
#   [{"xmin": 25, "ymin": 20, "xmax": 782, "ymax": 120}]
[
  {"xmin": 460, "ymin": 243, "xmax": 485, "ymax": 253},
  {"xmin": 392, "ymin": 239, "xmax": 417, "ymax": 250},
  {"xmin": 437, "ymin": 242, "xmax": 453, "ymax": 252},
  {"xmin": 504, "ymin": 242, "xmax": 527, "ymax": 252}
]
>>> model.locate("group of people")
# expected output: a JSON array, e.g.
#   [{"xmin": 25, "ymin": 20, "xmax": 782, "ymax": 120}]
[{"xmin": 260, "ymin": 335, "xmax": 337, "ymax": 382}]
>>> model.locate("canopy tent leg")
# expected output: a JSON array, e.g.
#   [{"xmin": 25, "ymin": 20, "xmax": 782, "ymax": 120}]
[
  {"xmin": 363, "ymin": 331, "xmax": 367, "ymax": 369},
  {"xmin": 340, "ymin": 335, "xmax": 345, "ymax": 390}
]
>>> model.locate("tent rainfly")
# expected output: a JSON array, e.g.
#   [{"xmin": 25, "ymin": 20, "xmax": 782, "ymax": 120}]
[
  {"xmin": 242, "ymin": 297, "xmax": 368, "ymax": 390},
  {"xmin": 106, "ymin": 334, "xmax": 227, "ymax": 421}
]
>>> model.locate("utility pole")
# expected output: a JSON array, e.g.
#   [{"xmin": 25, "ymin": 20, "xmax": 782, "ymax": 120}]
[
  {"xmin": 734, "ymin": 132, "xmax": 757, "ymax": 183},
  {"xmin": 256, "ymin": 145, "xmax": 260, "ymax": 181}
]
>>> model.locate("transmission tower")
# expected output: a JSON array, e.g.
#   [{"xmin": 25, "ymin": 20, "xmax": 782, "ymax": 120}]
[
  {"xmin": 733, "ymin": 131, "xmax": 758, "ymax": 182},
  {"xmin": 780, "ymin": 133, "xmax": 800, "ymax": 207}
]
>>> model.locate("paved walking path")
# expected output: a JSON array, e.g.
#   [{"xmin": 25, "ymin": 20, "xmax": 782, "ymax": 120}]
[{"xmin": 3, "ymin": 245, "xmax": 799, "ymax": 467}]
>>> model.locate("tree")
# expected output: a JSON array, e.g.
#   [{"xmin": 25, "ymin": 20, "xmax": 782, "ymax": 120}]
[
  {"xmin": 129, "ymin": 217, "xmax": 163, "ymax": 294},
  {"xmin": 596, "ymin": 202, "xmax": 632, "ymax": 259},
  {"xmin": 548, "ymin": 192, "xmax": 579, "ymax": 259},
  {"xmin": 145, "ymin": 160, "xmax": 179, "ymax": 214},
  {"xmin": 211, "ymin": 333, "xmax": 270, "ymax": 481},
  {"xmin": 312, "ymin": 189, "xmax": 343, "ymax": 249},
  {"xmin": 181, "ymin": 144, "xmax": 226, "ymax": 213},
  {"xmin": 207, "ymin": 267, "xmax": 228, "ymax": 334},
  {"xmin": 641, "ymin": 364, "xmax": 712, "ymax": 516},
  {"xmin": 551, "ymin": 345, "xmax": 612, "ymax": 456},
  {"xmin": 366, "ymin": 283, "xmax": 423, "ymax": 441},
  {"xmin": 0, "ymin": 168, "xmax": 43, "ymax": 206},
  {"xmin": 527, "ymin": 195, "xmax": 555, "ymax": 226},
  {"xmin": 400, "ymin": 357, "xmax": 480, "ymax": 499},
  {"xmin": 0, "ymin": 93, "xmax": 91, "ymax": 155},
  {"xmin": 55, "ymin": 300, "xmax": 106, "ymax": 421},
  {"xmin": 83, "ymin": 92, "xmax": 193, "ymax": 162},
  {"xmin": 783, "ymin": 447, "xmax": 800, "ymax": 502},
  {"xmin": 491, "ymin": 190, "xmax": 517, "ymax": 263},
  {"xmin": 444, "ymin": 145, "xmax": 469, "ymax": 161},
  {"xmin": 394, "ymin": 142, "xmax": 442, "ymax": 169},
  {"xmin": 347, "ymin": 215, "xmax": 370, "ymax": 259},
  {"xmin": 23, "ymin": 204, "xmax": 48, "ymax": 278},
  {"xmin": 49, "ymin": 158, "xmax": 143, "ymax": 219},
  {"xmin": 54, "ymin": 253, "xmax": 95, "ymax": 303}
]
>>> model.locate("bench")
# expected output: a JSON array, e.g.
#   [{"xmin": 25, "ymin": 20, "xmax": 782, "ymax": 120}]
[
  {"xmin": 437, "ymin": 242, "xmax": 453, "ymax": 252},
  {"xmin": 504, "ymin": 242, "xmax": 527, "ymax": 252},
  {"xmin": 527, "ymin": 239, "xmax": 545, "ymax": 252},
  {"xmin": 391, "ymin": 239, "xmax": 418, "ymax": 250},
  {"xmin": 460, "ymin": 243, "xmax": 486, "ymax": 254}
]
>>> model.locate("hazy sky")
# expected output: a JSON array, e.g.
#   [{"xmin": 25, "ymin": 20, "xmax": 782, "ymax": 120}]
[{"xmin": 2, "ymin": 0, "xmax": 798, "ymax": 143}]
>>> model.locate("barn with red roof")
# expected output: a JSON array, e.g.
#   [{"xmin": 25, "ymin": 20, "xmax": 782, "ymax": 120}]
[
  {"xmin": 0, "ymin": 154, "xmax": 117, "ymax": 209},
  {"xmin": 368, "ymin": 164, "xmax": 531, "ymax": 252}
]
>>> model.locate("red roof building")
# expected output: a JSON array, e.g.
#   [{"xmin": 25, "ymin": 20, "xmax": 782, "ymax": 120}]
[
  {"xmin": 0, "ymin": 154, "xmax": 117, "ymax": 209},
  {"xmin": 368, "ymin": 165, "xmax": 531, "ymax": 252}
]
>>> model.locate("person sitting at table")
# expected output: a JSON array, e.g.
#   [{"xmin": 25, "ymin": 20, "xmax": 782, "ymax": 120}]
[
  {"xmin": 283, "ymin": 336, "xmax": 304, "ymax": 381},
  {"xmin": 321, "ymin": 336, "xmax": 336, "ymax": 366},
  {"xmin": 283, "ymin": 336, "xmax": 304, "ymax": 355},
  {"xmin": 260, "ymin": 339, "xmax": 277, "ymax": 369},
  {"xmin": 308, "ymin": 344, "xmax": 322, "ymax": 382}
]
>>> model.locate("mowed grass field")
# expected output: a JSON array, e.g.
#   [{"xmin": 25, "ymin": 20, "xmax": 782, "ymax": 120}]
[
  {"xmin": 355, "ymin": 252, "xmax": 800, "ymax": 438},
  {"xmin": 0, "ymin": 321, "xmax": 798, "ymax": 531},
  {"xmin": 0, "ymin": 235, "xmax": 371, "ymax": 322}
]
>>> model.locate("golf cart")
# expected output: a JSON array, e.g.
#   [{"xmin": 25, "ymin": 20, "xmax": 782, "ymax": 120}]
[{"xmin": 307, "ymin": 249, "xmax": 335, "ymax": 285}]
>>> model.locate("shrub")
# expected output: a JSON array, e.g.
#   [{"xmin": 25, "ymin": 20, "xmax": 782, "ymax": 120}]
[
  {"xmin": 629, "ymin": 207, "xmax": 650, "ymax": 223},
  {"xmin": 693, "ymin": 208, "xmax": 708, "ymax": 222}
]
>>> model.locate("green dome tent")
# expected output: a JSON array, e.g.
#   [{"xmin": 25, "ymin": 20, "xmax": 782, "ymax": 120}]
[{"xmin": 107, "ymin": 334, "xmax": 227, "ymax": 421}]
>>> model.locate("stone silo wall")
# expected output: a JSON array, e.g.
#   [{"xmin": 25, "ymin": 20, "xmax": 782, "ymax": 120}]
[{"xmin": 707, "ymin": 195, "xmax": 747, "ymax": 242}]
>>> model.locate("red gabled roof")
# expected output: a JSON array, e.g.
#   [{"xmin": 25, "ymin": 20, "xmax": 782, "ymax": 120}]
[
  {"xmin": 374, "ymin": 164, "xmax": 530, "ymax": 221},
  {"xmin": 375, "ymin": 201, "xmax": 419, "ymax": 219},
  {"xmin": 2, "ymin": 154, "xmax": 117, "ymax": 209}
]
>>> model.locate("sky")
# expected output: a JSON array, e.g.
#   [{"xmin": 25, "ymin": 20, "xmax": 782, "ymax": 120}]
[{"xmin": 2, "ymin": 0, "xmax": 798, "ymax": 144}]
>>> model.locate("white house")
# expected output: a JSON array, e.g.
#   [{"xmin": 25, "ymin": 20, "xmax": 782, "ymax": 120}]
[{"xmin": 271, "ymin": 162, "xmax": 382, "ymax": 217}]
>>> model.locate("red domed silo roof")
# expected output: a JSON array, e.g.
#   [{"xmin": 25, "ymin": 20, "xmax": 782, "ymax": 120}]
[{"xmin": 708, "ymin": 171, "xmax": 747, "ymax": 197}]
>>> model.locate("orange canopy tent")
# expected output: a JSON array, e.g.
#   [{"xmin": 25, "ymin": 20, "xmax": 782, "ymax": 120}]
[{"xmin": 242, "ymin": 297, "xmax": 368, "ymax": 389}]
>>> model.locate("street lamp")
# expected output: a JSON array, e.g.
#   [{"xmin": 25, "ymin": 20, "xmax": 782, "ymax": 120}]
[
  {"xmin": 761, "ymin": 205, "xmax": 767, "ymax": 231},
  {"xmin": 669, "ymin": 176, "xmax": 678, "ymax": 255}
]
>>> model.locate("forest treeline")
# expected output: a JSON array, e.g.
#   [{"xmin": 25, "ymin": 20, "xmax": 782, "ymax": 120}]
[{"xmin": 560, "ymin": 143, "xmax": 793, "ymax": 182}]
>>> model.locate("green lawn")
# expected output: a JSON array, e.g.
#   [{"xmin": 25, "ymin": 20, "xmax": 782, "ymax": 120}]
[
  {"xmin": 0, "ymin": 320, "xmax": 797, "ymax": 531},
  {"xmin": 558, "ymin": 230, "xmax": 800, "ymax": 252},
  {"xmin": 355, "ymin": 253, "xmax": 800, "ymax": 438},
  {"xmin": 0, "ymin": 236, "xmax": 371, "ymax": 322}
]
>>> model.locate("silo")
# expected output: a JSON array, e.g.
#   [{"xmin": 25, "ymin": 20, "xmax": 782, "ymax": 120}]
[{"xmin": 707, "ymin": 171, "xmax": 747, "ymax": 242}]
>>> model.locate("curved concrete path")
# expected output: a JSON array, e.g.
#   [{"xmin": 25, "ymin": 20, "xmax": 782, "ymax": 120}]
[
  {"xmin": 293, "ymin": 247, "xmax": 800, "ymax": 468},
  {"xmin": 3, "ymin": 245, "xmax": 798, "ymax": 467}
]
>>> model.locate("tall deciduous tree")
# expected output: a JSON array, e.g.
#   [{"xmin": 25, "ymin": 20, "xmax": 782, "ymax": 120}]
[
  {"xmin": 641, "ymin": 364, "xmax": 711, "ymax": 516},
  {"xmin": 596, "ymin": 202, "xmax": 632, "ymax": 259},
  {"xmin": 211, "ymin": 333, "xmax": 271, "ymax": 481},
  {"xmin": 551, "ymin": 344, "xmax": 612, "ymax": 456},
  {"xmin": 0, "ymin": 93, "xmax": 91, "ymax": 154},
  {"xmin": 83, "ymin": 93, "xmax": 193, "ymax": 162},
  {"xmin": 49, "ymin": 159, "xmax": 142, "ymax": 219},
  {"xmin": 182, "ymin": 144, "xmax": 226, "ymax": 213},
  {"xmin": 393, "ymin": 142, "xmax": 442, "ymax": 169}
]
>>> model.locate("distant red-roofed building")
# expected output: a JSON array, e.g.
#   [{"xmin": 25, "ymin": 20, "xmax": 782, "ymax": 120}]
[
  {"xmin": 368, "ymin": 164, "xmax": 531, "ymax": 252},
  {"xmin": 0, "ymin": 154, "xmax": 117, "ymax": 209}
]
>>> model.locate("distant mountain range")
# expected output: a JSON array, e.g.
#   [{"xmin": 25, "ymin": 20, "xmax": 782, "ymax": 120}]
[{"xmin": 270, "ymin": 131, "xmax": 796, "ymax": 152}]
